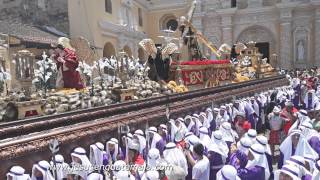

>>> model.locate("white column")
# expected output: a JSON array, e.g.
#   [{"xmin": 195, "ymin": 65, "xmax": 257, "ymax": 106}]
[{"xmin": 278, "ymin": 8, "xmax": 293, "ymax": 69}]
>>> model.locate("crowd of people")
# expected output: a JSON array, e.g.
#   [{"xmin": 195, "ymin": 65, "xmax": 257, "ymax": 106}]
[{"xmin": 6, "ymin": 70, "xmax": 320, "ymax": 180}]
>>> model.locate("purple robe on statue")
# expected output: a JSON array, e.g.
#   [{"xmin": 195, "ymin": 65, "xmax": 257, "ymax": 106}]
[
  {"xmin": 278, "ymin": 146, "xmax": 296, "ymax": 169},
  {"xmin": 229, "ymin": 150, "xmax": 248, "ymax": 169},
  {"xmin": 308, "ymin": 136, "xmax": 320, "ymax": 156},
  {"xmin": 237, "ymin": 165, "xmax": 265, "ymax": 180},
  {"xmin": 208, "ymin": 151, "xmax": 224, "ymax": 180}
]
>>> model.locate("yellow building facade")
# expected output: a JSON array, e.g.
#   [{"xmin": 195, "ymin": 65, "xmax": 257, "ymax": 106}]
[{"xmin": 68, "ymin": 0, "xmax": 192, "ymax": 61}]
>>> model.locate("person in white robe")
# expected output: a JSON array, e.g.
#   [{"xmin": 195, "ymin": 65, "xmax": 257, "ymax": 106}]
[{"xmin": 7, "ymin": 166, "xmax": 31, "ymax": 180}]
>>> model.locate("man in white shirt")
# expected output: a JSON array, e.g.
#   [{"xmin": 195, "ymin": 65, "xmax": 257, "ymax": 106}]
[{"xmin": 185, "ymin": 143, "xmax": 210, "ymax": 180}]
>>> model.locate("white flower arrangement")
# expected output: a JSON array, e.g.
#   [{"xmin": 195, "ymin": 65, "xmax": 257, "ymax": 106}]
[{"xmin": 32, "ymin": 52, "xmax": 56, "ymax": 86}]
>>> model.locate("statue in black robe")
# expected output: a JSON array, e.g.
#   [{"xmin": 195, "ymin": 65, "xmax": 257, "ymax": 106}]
[{"xmin": 147, "ymin": 48, "xmax": 171, "ymax": 82}]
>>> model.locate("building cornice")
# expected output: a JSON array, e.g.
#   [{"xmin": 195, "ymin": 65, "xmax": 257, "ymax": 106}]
[{"xmin": 99, "ymin": 20, "xmax": 147, "ymax": 40}]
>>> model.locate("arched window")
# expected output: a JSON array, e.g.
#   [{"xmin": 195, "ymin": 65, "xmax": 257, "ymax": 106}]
[
  {"xmin": 160, "ymin": 14, "xmax": 178, "ymax": 31},
  {"xmin": 105, "ymin": 0, "xmax": 112, "ymax": 14}
]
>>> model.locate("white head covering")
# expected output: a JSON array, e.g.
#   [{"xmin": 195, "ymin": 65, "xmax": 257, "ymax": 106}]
[
  {"xmin": 236, "ymin": 137, "xmax": 253, "ymax": 155},
  {"xmin": 304, "ymin": 154, "xmax": 316, "ymax": 174},
  {"xmin": 185, "ymin": 115, "xmax": 195, "ymax": 132},
  {"xmin": 106, "ymin": 138, "xmax": 120, "ymax": 162},
  {"xmin": 113, "ymin": 160, "xmax": 127, "ymax": 177},
  {"xmin": 312, "ymin": 160, "xmax": 320, "ymax": 180},
  {"xmin": 70, "ymin": 147, "xmax": 92, "ymax": 179},
  {"xmin": 163, "ymin": 142, "xmax": 188, "ymax": 175},
  {"xmin": 300, "ymin": 121, "xmax": 317, "ymax": 140},
  {"xmin": 256, "ymin": 135, "xmax": 272, "ymax": 155},
  {"xmin": 199, "ymin": 126, "xmax": 211, "ymax": 149},
  {"xmin": 87, "ymin": 173, "xmax": 103, "ymax": 180},
  {"xmin": 134, "ymin": 129, "xmax": 146, "ymax": 154},
  {"xmin": 147, "ymin": 148, "xmax": 161, "ymax": 169},
  {"xmin": 279, "ymin": 130, "xmax": 319, "ymax": 163},
  {"xmin": 184, "ymin": 133, "xmax": 201, "ymax": 152},
  {"xmin": 289, "ymin": 109, "xmax": 311, "ymax": 134},
  {"xmin": 206, "ymin": 108, "xmax": 214, "ymax": 125},
  {"xmin": 219, "ymin": 122, "xmax": 236, "ymax": 143},
  {"xmin": 89, "ymin": 142, "xmax": 105, "ymax": 167},
  {"xmin": 141, "ymin": 170, "xmax": 159, "ymax": 180},
  {"xmin": 7, "ymin": 166, "xmax": 31, "ymax": 180},
  {"xmin": 31, "ymin": 160, "xmax": 54, "ymax": 180},
  {"xmin": 50, "ymin": 154, "xmax": 69, "ymax": 180},
  {"xmin": 245, "ymin": 129, "xmax": 257, "ymax": 143},
  {"xmin": 148, "ymin": 126, "xmax": 163, "ymax": 149},
  {"xmin": 159, "ymin": 124, "xmax": 168, "ymax": 134},
  {"xmin": 247, "ymin": 144, "xmax": 270, "ymax": 180},
  {"xmin": 211, "ymin": 130, "xmax": 229, "ymax": 157},
  {"xmin": 200, "ymin": 112, "xmax": 210, "ymax": 128},
  {"xmin": 216, "ymin": 165, "xmax": 241, "ymax": 180},
  {"xmin": 274, "ymin": 164, "xmax": 301, "ymax": 180},
  {"xmin": 114, "ymin": 170, "xmax": 135, "ymax": 180},
  {"xmin": 286, "ymin": 155, "xmax": 312, "ymax": 177}
]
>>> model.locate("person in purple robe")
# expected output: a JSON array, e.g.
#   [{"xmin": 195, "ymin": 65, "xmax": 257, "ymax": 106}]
[
  {"xmin": 148, "ymin": 126, "xmax": 165, "ymax": 156},
  {"xmin": 210, "ymin": 108, "xmax": 220, "ymax": 132},
  {"xmin": 308, "ymin": 135, "xmax": 320, "ymax": 156},
  {"xmin": 244, "ymin": 100, "xmax": 257, "ymax": 129},
  {"xmin": 119, "ymin": 133, "xmax": 133, "ymax": 161},
  {"xmin": 105, "ymin": 138, "xmax": 124, "ymax": 165},
  {"xmin": 256, "ymin": 135, "xmax": 274, "ymax": 179},
  {"xmin": 158, "ymin": 124, "xmax": 170, "ymax": 144},
  {"xmin": 229, "ymin": 137, "xmax": 252, "ymax": 170},
  {"xmin": 278, "ymin": 130, "xmax": 319, "ymax": 169},
  {"xmin": 238, "ymin": 144, "xmax": 270, "ymax": 180},
  {"xmin": 184, "ymin": 115, "xmax": 197, "ymax": 135},
  {"xmin": 207, "ymin": 130, "xmax": 228, "ymax": 179}
]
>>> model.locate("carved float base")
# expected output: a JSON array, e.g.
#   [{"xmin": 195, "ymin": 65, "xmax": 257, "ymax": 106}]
[{"xmin": 16, "ymin": 100, "xmax": 45, "ymax": 119}]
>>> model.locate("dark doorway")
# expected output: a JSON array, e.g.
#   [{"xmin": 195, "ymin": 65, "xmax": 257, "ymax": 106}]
[{"xmin": 255, "ymin": 42, "xmax": 270, "ymax": 63}]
